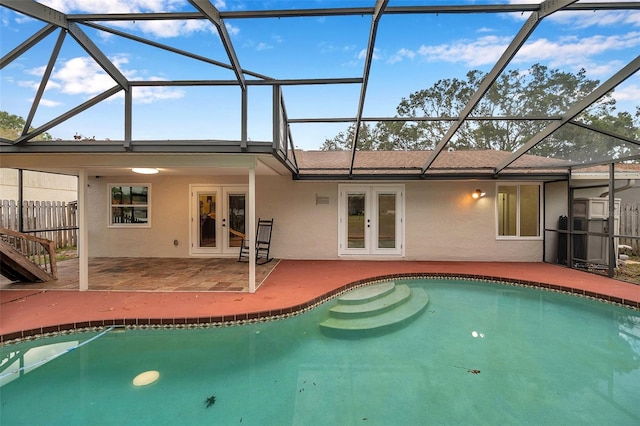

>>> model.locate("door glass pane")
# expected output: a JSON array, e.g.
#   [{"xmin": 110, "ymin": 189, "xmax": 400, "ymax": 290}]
[
  {"xmin": 520, "ymin": 185, "xmax": 540, "ymax": 237},
  {"xmin": 378, "ymin": 193, "xmax": 396, "ymax": 248},
  {"xmin": 228, "ymin": 193, "xmax": 245, "ymax": 248},
  {"xmin": 498, "ymin": 186, "xmax": 517, "ymax": 236},
  {"xmin": 199, "ymin": 193, "xmax": 216, "ymax": 247},
  {"xmin": 347, "ymin": 194, "xmax": 365, "ymax": 248}
]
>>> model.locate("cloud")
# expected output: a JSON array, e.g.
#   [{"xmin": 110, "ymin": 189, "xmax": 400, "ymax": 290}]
[
  {"xmin": 413, "ymin": 31, "xmax": 640, "ymax": 73},
  {"xmin": 515, "ymin": 32, "xmax": 640, "ymax": 68},
  {"xmin": 132, "ymin": 19, "xmax": 212, "ymax": 38},
  {"xmin": 506, "ymin": 1, "xmax": 640, "ymax": 29},
  {"xmin": 22, "ymin": 55, "xmax": 184, "ymax": 104},
  {"xmin": 612, "ymin": 84, "xmax": 640, "ymax": 103},
  {"xmin": 132, "ymin": 85, "xmax": 185, "ymax": 104},
  {"xmin": 50, "ymin": 57, "xmax": 116, "ymax": 95},
  {"xmin": 318, "ymin": 41, "xmax": 356, "ymax": 55},
  {"xmin": 37, "ymin": 0, "xmax": 234, "ymax": 39},
  {"xmin": 40, "ymin": 0, "xmax": 179, "ymax": 14},
  {"xmin": 417, "ymin": 35, "xmax": 510, "ymax": 67},
  {"xmin": 387, "ymin": 48, "xmax": 416, "ymax": 64},
  {"xmin": 357, "ymin": 48, "xmax": 381, "ymax": 61},
  {"xmin": 545, "ymin": 10, "xmax": 640, "ymax": 30},
  {"xmin": 256, "ymin": 42, "xmax": 273, "ymax": 51},
  {"xmin": 37, "ymin": 98, "xmax": 62, "ymax": 107},
  {"xmin": 225, "ymin": 22, "xmax": 240, "ymax": 37}
]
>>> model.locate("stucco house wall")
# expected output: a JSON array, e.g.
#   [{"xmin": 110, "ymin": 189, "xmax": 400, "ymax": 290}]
[
  {"xmin": 87, "ymin": 175, "xmax": 544, "ymax": 261},
  {"xmin": 405, "ymin": 181, "xmax": 542, "ymax": 261}
]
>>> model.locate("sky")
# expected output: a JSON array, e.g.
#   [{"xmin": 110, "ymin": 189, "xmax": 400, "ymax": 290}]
[{"xmin": 1, "ymin": 0, "xmax": 639, "ymax": 150}]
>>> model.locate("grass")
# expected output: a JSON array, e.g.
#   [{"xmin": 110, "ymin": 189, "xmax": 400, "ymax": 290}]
[
  {"xmin": 614, "ymin": 250, "xmax": 640, "ymax": 284},
  {"xmin": 56, "ymin": 246, "xmax": 78, "ymax": 261},
  {"xmin": 615, "ymin": 262, "xmax": 640, "ymax": 284}
]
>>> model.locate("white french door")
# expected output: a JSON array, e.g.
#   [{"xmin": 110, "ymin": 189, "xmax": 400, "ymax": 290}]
[
  {"xmin": 190, "ymin": 185, "xmax": 247, "ymax": 256},
  {"xmin": 338, "ymin": 185, "xmax": 404, "ymax": 256}
]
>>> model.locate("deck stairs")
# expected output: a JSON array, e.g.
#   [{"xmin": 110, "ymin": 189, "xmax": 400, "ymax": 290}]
[
  {"xmin": 319, "ymin": 281, "xmax": 428, "ymax": 334},
  {"xmin": 0, "ymin": 228, "xmax": 57, "ymax": 282}
]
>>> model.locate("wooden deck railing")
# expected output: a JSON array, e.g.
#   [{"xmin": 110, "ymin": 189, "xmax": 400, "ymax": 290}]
[{"xmin": 0, "ymin": 227, "xmax": 57, "ymax": 281}]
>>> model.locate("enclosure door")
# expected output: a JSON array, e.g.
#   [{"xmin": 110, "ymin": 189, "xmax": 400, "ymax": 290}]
[
  {"xmin": 338, "ymin": 185, "xmax": 404, "ymax": 256},
  {"xmin": 190, "ymin": 185, "xmax": 247, "ymax": 256}
]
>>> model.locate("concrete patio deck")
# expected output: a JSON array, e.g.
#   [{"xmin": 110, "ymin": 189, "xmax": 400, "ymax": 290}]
[{"xmin": 2, "ymin": 259, "xmax": 639, "ymax": 344}]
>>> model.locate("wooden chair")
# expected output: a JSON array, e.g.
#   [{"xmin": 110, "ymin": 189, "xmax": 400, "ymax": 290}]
[{"xmin": 238, "ymin": 218, "xmax": 274, "ymax": 264}]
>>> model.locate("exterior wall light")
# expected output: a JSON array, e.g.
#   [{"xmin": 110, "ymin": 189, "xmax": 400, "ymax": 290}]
[
  {"xmin": 472, "ymin": 189, "xmax": 486, "ymax": 199},
  {"xmin": 132, "ymin": 168, "xmax": 159, "ymax": 174}
]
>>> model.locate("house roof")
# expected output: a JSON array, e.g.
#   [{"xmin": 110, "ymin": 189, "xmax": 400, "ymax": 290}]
[{"xmin": 295, "ymin": 149, "xmax": 570, "ymax": 179}]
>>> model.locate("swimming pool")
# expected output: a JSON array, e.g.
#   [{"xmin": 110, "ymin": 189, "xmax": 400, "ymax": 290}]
[{"xmin": 1, "ymin": 278, "xmax": 639, "ymax": 425}]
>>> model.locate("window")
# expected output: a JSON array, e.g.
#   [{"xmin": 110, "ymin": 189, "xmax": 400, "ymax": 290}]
[
  {"xmin": 497, "ymin": 184, "xmax": 540, "ymax": 238},
  {"xmin": 109, "ymin": 184, "xmax": 151, "ymax": 227}
]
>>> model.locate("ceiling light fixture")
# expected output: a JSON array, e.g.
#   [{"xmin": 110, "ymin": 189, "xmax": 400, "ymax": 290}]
[{"xmin": 132, "ymin": 168, "xmax": 159, "ymax": 175}]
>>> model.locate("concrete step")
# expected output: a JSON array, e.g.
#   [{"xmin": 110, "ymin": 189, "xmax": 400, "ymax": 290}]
[
  {"xmin": 337, "ymin": 281, "xmax": 396, "ymax": 305},
  {"xmin": 329, "ymin": 284, "xmax": 411, "ymax": 319},
  {"xmin": 319, "ymin": 287, "xmax": 429, "ymax": 333}
]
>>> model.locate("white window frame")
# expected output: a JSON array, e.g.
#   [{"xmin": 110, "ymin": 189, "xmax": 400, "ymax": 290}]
[
  {"xmin": 108, "ymin": 183, "xmax": 151, "ymax": 228},
  {"xmin": 495, "ymin": 182, "xmax": 542, "ymax": 240}
]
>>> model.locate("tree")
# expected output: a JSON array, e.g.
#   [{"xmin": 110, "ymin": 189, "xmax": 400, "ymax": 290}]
[
  {"xmin": 0, "ymin": 111, "xmax": 53, "ymax": 141},
  {"xmin": 320, "ymin": 64, "xmax": 639, "ymax": 162}
]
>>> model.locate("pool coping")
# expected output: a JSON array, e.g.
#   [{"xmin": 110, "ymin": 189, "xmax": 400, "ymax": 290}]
[{"xmin": 2, "ymin": 272, "xmax": 638, "ymax": 346}]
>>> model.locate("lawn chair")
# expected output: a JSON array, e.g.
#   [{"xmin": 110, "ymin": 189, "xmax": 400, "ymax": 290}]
[{"xmin": 238, "ymin": 218, "xmax": 274, "ymax": 264}]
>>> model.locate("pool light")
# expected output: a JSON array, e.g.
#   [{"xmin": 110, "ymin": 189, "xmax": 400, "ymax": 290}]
[{"xmin": 133, "ymin": 370, "xmax": 160, "ymax": 386}]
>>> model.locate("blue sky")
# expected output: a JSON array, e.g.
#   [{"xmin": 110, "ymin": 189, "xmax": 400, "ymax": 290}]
[{"xmin": 1, "ymin": 0, "xmax": 639, "ymax": 149}]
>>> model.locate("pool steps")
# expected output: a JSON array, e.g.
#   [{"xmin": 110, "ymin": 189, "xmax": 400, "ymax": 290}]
[{"xmin": 319, "ymin": 281, "xmax": 428, "ymax": 333}]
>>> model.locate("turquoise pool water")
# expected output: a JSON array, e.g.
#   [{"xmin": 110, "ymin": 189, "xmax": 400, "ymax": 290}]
[{"xmin": 1, "ymin": 278, "xmax": 639, "ymax": 425}]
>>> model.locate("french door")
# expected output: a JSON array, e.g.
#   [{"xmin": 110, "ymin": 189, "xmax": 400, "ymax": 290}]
[
  {"xmin": 338, "ymin": 185, "xmax": 404, "ymax": 256},
  {"xmin": 190, "ymin": 185, "xmax": 247, "ymax": 256}
]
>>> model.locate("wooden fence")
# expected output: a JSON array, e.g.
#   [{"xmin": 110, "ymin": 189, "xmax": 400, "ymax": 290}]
[
  {"xmin": 619, "ymin": 203, "xmax": 640, "ymax": 253},
  {"xmin": 0, "ymin": 200, "xmax": 78, "ymax": 249}
]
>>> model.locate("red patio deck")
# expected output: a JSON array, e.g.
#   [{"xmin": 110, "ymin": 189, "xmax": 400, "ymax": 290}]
[{"xmin": 1, "ymin": 260, "xmax": 639, "ymax": 345}]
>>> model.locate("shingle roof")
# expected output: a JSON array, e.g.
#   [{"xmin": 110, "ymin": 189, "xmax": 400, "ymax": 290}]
[{"xmin": 295, "ymin": 150, "xmax": 570, "ymax": 177}]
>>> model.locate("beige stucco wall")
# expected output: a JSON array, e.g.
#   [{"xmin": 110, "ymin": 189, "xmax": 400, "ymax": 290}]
[
  {"xmin": 0, "ymin": 169, "xmax": 77, "ymax": 202},
  {"xmin": 404, "ymin": 181, "xmax": 542, "ymax": 261},
  {"xmin": 87, "ymin": 174, "xmax": 544, "ymax": 261}
]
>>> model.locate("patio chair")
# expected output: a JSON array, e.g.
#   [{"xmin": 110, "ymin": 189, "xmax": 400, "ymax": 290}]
[{"xmin": 238, "ymin": 218, "xmax": 274, "ymax": 264}]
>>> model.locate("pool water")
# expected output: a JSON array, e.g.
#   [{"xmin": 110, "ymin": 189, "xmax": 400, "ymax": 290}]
[{"xmin": 1, "ymin": 278, "xmax": 639, "ymax": 425}]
